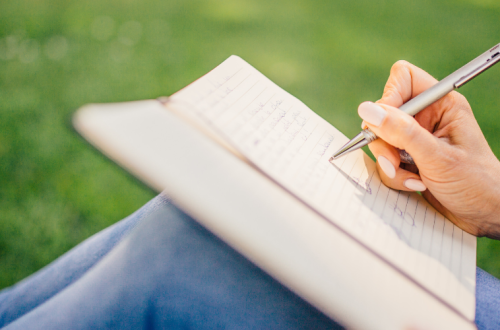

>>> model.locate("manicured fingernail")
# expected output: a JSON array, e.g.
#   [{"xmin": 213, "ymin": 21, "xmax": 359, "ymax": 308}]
[
  {"xmin": 404, "ymin": 179, "xmax": 427, "ymax": 191},
  {"xmin": 358, "ymin": 102, "xmax": 387, "ymax": 127},
  {"xmin": 378, "ymin": 156, "xmax": 396, "ymax": 179}
]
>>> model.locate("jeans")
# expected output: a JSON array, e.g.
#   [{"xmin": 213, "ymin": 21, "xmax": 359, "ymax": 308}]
[{"xmin": 0, "ymin": 194, "xmax": 498, "ymax": 329}]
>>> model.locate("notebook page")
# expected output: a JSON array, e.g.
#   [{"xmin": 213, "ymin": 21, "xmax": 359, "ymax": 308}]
[{"xmin": 167, "ymin": 56, "xmax": 476, "ymax": 319}]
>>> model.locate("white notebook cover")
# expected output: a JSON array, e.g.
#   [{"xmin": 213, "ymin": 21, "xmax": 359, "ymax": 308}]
[{"xmin": 73, "ymin": 98, "xmax": 477, "ymax": 330}]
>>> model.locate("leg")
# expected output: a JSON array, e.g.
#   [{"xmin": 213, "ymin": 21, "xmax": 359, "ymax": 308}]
[
  {"xmin": 4, "ymin": 199, "xmax": 342, "ymax": 329},
  {"xmin": 0, "ymin": 195, "xmax": 169, "ymax": 327},
  {"xmin": 475, "ymin": 267, "xmax": 500, "ymax": 330}
]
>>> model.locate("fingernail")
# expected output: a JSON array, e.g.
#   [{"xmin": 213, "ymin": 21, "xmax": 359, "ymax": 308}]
[
  {"xmin": 361, "ymin": 120, "xmax": 367, "ymax": 129},
  {"xmin": 358, "ymin": 102, "xmax": 387, "ymax": 127},
  {"xmin": 404, "ymin": 179, "xmax": 427, "ymax": 191},
  {"xmin": 378, "ymin": 156, "xmax": 396, "ymax": 179}
]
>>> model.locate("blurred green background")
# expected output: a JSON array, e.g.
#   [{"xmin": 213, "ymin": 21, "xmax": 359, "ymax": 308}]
[{"xmin": 1, "ymin": 0, "xmax": 500, "ymax": 289}]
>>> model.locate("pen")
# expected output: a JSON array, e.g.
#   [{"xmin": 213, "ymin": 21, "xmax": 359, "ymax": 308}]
[{"xmin": 330, "ymin": 43, "xmax": 500, "ymax": 163}]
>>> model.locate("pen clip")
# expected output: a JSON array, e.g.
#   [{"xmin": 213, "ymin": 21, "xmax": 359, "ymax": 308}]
[{"xmin": 455, "ymin": 50, "xmax": 500, "ymax": 88}]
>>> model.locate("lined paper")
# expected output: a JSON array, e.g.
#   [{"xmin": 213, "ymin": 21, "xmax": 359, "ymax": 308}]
[{"xmin": 168, "ymin": 56, "xmax": 476, "ymax": 317}]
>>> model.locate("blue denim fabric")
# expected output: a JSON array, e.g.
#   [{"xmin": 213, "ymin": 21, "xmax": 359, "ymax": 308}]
[
  {"xmin": 0, "ymin": 195, "xmax": 498, "ymax": 329},
  {"xmin": 476, "ymin": 268, "xmax": 500, "ymax": 330},
  {"xmin": 0, "ymin": 196, "xmax": 168, "ymax": 327},
  {"xmin": 0, "ymin": 195, "xmax": 340, "ymax": 329}
]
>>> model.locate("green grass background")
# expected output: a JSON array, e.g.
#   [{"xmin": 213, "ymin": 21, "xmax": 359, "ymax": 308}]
[{"xmin": 1, "ymin": 0, "xmax": 500, "ymax": 288}]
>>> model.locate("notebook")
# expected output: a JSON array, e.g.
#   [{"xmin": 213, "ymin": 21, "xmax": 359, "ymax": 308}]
[{"xmin": 73, "ymin": 56, "xmax": 477, "ymax": 330}]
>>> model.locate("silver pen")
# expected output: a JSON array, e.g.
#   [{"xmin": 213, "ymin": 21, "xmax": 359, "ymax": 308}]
[{"xmin": 330, "ymin": 43, "xmax": 500, "ymax": 163}]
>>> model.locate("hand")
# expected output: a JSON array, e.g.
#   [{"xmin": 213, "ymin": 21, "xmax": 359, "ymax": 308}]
[{"xmin": 358, "ymin": 60, "xmax": 500, "ymax": 239}]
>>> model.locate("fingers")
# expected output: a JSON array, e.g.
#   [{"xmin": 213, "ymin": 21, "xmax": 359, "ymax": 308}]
[
  {"xmin": 368, "ymin": 138, "xmax": 427, "ymax": 192},
  {"xmin": 377, "ymin": 61, "xmax": 450, "ymax": 133},
  {"xmin": 368, "ymin": 139, "xmax": 400, "ymax": 171},
  {"xmin": 378, "ymin": 60, "xmax": 439, "ymax": 108},
  {"xmin": 358, "ymin": 101, "xmax": 439, "ymax": 162}
]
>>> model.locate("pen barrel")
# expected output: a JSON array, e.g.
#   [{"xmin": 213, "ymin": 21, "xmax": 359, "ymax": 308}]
[
  {"xmin": 399, "ymin": 43, "xmax": 500, "ymax": 116},
  {"xmin": 332, "ymin": 43, "xmax": 500, "ymax": 161},
  {"xmin": 398, "ymin": 80, "xmax": 455, "ymax": 116}
]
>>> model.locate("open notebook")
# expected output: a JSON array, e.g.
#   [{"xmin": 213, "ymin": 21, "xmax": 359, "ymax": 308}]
[{"xmin": 73, "ymin": 56, "xmax": 477, "ymax": 330}]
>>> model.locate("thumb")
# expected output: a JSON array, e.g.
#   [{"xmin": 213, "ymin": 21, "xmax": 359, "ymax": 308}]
[{"xmin": 358, "ymin": 101, "xmax": 439, "ymax": 162}]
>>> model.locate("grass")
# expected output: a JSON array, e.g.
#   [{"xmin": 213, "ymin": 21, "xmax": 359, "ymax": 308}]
[{"xmin": 1, "ymin": 0, "xmax": 500, "ymax": 288}]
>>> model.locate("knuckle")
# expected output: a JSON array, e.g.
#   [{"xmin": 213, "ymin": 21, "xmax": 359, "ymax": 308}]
[
  {"xmin": 452, "ymin": 91, "xmax": 466, "ymax": 103},
  {"xmin": 381, "ymin": 85, "xmax": 399, "ymax": 100},
  {"xmin": 391, "ymin": 60, "xmax": 410, "ymax": 74},
  {"xmin": 405, "ymin": 117, "xmax": 420, "ymax": 141},
  {"xmin": 392, "ymin": 113, "xmax": 416, "ymax": 142},
  {"xmin": 450, "ymin": 92, "xmax": 473, "ymax": 113},
  {"xmin": 449, "ymin": 91, "xmax": 467, "ymax": 106},
  {"xmin": 441, "ymin": 144, "xmax": 464, "ymax": 165}
]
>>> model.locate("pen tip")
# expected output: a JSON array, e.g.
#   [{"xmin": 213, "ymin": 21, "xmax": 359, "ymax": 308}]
[
  {"xmin": 329, "ymin": 153, "xmax": 341, "ymax": 162},
  {"xmin": 329, "ymin": 132, "xmax": 370, "ymax": 162}
]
